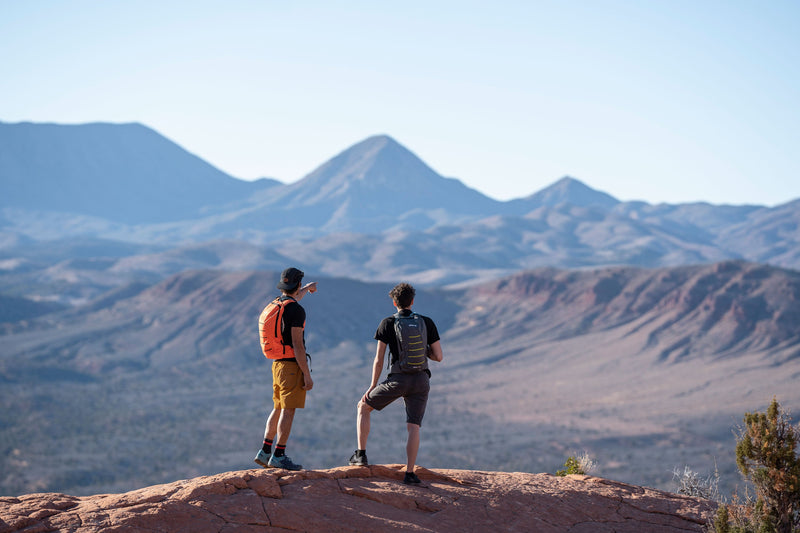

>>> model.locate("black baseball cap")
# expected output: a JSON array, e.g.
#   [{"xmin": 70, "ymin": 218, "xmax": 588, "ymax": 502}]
[{"xmin": 277, "ymin": 267, "xmax": 304, "ymax": 291}]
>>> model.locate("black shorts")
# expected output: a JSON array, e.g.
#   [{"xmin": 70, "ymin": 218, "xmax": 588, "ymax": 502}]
[{"xmin": 364, "ymin": 372, "xmax": 430, "ymax": 426}]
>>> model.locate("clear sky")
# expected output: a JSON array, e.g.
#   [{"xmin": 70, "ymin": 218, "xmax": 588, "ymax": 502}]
[{"xmin": 2, "ymin": 1, "xmax": 798, "ymax": 206}]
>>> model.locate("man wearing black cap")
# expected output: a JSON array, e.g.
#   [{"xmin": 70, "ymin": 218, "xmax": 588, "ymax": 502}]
[{"xmin": 254, "ymin": 267, "xmax": 317, "ymax": 471}]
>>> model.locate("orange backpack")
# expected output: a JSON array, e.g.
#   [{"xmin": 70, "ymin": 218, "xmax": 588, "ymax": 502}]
[{"xmin": 258, "ymin": 296, "xmax": 297, "ymax": 359}]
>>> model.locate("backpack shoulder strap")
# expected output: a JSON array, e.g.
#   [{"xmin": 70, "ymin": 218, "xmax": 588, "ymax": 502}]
[
  {"xmin": 273, "ymin": 296, "xmax": 297, "ymax": 348},
  {"xmin": 388, "ymin": 312, "xmax": 401, "ymax": 369}
]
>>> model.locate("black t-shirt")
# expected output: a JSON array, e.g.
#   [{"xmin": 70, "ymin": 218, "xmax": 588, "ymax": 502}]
[
  {"xmin": 279, "ymin": 297, "xmax": 306, "ymax": 350},
  {"xmin": 374, "ymin": 309, "xmax": 440, "ymax": 370}
]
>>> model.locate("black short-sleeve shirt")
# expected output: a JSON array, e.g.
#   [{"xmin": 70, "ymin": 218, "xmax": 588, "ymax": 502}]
[
  {"xmin": 280, "ymin": 298, "xmax": 306, "ymax": 348},
  {"xmin": 374, "ymin": 309, "xmax": 440, "ymax": 369}
]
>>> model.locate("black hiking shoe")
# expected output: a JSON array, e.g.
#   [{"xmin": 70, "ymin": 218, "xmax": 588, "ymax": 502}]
[
  {"xmin": 268, "ymin": 454, "xmax": 302, "ymax": 471},
  {"xmin": 403, "ymin": 472, "xmax": 421, "ymax": 485},
  {"xmin": 349, "ymin": 450, "xmax": 368, "ymax": 466}
]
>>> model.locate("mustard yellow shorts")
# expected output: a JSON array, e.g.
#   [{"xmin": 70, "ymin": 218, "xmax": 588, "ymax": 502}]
[{"xmin": 272, "ymin": 360, "xmax": 306, "ymax": 409}]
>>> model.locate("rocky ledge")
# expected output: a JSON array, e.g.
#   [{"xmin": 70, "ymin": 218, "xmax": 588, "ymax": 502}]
[{"xmin": 0, "ymin": 465, "xmax": 715, "ymax": 532}]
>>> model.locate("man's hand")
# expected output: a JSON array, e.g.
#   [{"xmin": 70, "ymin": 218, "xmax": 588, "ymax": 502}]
[
  {"xmin": 302, "ymin": 282, "xmax": 317, "ymax": 294},
  {"xmin": 303, "ymin": 373, "xmax": 314, "ymax": 391},
  {"xmin": 428, "ymin": 341, "xmax": 443, "ymax": 362},
  {"xmin": 361, "ymin": 386, "xmax": 375, "ymax": 404}
]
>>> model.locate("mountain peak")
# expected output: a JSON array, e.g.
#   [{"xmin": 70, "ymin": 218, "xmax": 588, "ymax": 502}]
[
  {"xmin": 272, "ymin": 134, "xmax": 499, "ymax": 230},
  {"xmin": 323, "ymin": 133, "xmax": 421, "ymax": 178},
  {"xmin": 526, "ymin": 176, "xmax": 620, "ymax": 208},
  {"xmin": 350, "ymin": 133, "xmax": 399, "ymax": 149},
  {"xmin": 294, "ymin": 134, "xmax": 426, "ymax": 190}
]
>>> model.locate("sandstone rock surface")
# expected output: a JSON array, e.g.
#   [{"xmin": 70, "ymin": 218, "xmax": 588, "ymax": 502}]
[{"xmin": 0, "ymin": 465, "xmax": 715, "ymax": 532}]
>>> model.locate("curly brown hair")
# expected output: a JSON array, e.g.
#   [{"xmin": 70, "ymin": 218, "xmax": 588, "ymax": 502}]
[{"xmin": 389, "ymin": 282, "xmax": 415, "ymax": 309}]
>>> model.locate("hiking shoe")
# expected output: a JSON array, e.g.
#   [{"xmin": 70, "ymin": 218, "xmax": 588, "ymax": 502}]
[
  {"xmin": 254, "ymin": 449, "xmax": 273, "ymax": 468},
  {"xmin": 403, "ymin": 472, "xmax": 421, "ymax": 485},
  {"xmin": 268, "ymin": 454, "xmax": 303, "ymax": 471},
  {"xmin": 349, "ymin": 451, "xmax": 368, "ymax": 466}
]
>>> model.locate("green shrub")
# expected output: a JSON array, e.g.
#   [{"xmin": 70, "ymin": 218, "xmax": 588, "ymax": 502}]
[
  {"xmin": 713, "ymin": 504, "xmax": 730, "ymax": 533},
  {"xmin": 556, "ymin": 452, "xmax": 596, "ymax": 477},
  {"xmin": 712, "ymin": 398, "xmax": 800, "ymax": 533},
  {"xmin": 556, "ymin": 456, "xmax": 583, "ymax": 476}
]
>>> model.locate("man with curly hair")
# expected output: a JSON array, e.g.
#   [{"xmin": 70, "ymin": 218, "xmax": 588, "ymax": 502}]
[{"xmin": 349, "ymin": 282, "xmax": 443, "ymax": 485}]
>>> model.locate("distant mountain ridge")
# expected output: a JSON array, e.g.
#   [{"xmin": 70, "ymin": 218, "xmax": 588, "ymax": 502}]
[
  {"xmin": 0, "ymin": 120, "xmax": 695, "ymax": 236},
  {"xmin": 1, "ymin": 121, "xmax": 799, "ymax": 282},
  {"xmin": 0, "ymin": 121, "xmax": 273, "ymax": 224}
]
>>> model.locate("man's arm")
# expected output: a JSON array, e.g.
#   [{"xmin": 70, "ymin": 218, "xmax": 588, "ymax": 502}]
[
  {"xmin": 428, "ymin": 340, "xmax": 443, "ymax": 362},
  {"xmin": 291, "ymin": 326, "xmax": 314, "ymax": 390},
  {"xmin": 362, "ymin": 341, "xmax": 386, "ymax": 400},
  {"xmin": 370, "ymin": 341, "xmax": 386, "ymax": 387},
  {"xmin": 293, "ymin": 282, "xmax": 317, "ymax": 302}
]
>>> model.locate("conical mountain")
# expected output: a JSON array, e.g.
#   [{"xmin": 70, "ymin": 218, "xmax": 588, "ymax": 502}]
[
  {"xmin": 509, "ymin": 176, "xmax": 620, "ymax": 213},
  {"xmin": 254, "ymin": 135, "xmax": 500, "ymax": 232},
  {"xmin": 527, "ymin": 176, "xmax": 619, "ymax": 208}
]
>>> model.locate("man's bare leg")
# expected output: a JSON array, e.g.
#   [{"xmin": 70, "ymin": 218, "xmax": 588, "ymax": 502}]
[
  {"xmin": 264, "ymin": 408, "xmax": 280, "ymax": 441},
  {"xmin": 276, "ymin": 408, "xmax": 296, "ymax": 446},
  {"xmin": 357, "ymin": 401, "xmax": 373, "ymax": 450},
  {"xmin": 406, "ymin": 423, "xmax": 420, "ymax": 473}
]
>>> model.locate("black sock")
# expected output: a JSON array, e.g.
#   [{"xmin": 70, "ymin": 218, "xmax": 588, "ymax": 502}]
[
  {"xmin": 262, "ymin": 439, "xmax": 273, "ymax": 454},
  {"xmin": 274, "ymin": 444, "xmax": 286, "ymax": 457},
  {"xmin": 356, "ymin": 449, "xmax": 366, "ymax": 457}
]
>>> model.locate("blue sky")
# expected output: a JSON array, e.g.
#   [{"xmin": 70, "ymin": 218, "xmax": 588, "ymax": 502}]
[{"xmin": 2, "ymin": 1, "xmax": 798, "ymax": 206}]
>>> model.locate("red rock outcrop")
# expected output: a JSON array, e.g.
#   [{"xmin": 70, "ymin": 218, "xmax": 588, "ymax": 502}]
[{"xmin": 0, "ymin": 465, "xmax": 715, "ymax": 532}]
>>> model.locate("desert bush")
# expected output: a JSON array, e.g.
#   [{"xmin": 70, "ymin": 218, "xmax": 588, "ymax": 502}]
[
  {"xmin": 673, "ymin": 464, "xmax": 721, "ymax": 501},
  {"xmin": 712, "ymin": 398, "xmax": 800, "ymax": 533},
  {"xmin": 713, "ymin": 490, "xmax": 774, "ymax": 533},
  {"xmin": 556, "ymin": 452, "xmax": 596, "ymax": 476}
]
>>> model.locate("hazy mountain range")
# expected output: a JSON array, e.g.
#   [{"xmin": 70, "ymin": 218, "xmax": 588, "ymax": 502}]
[
  {"xmin": 1, "ymin": 121, "xmax": 798, "ymax": 295},
  {"xmin": 1, "ymin": 121, "xmax": 799, "ymax": 498}
]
